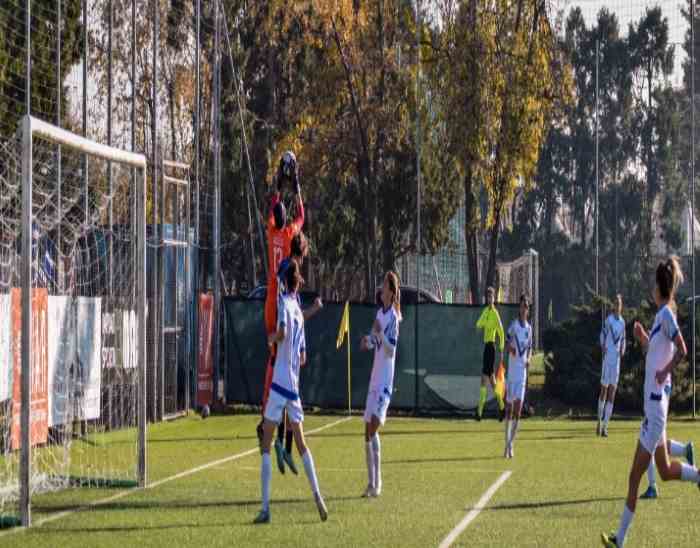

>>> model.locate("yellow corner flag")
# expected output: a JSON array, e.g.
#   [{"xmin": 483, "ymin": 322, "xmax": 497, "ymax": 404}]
[
  {"xmin": 336, "ymin": 301, "xmax": 351, "ymax": 416},
  {"xmin": 336, "ymin": 301, "xmax": 350, "ymax": 349}
]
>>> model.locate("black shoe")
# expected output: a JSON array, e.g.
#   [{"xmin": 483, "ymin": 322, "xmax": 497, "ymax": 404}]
[
  {"xmin": 499, "ymin": 408, "xmax": 505, "ymax": 422},
  {"xmin": 476, "ymin": 413, "xmax": 482, "ymax": 422}
]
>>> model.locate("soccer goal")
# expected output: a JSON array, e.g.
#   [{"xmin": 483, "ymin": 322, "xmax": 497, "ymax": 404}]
[
  {"xmin": 0, "ymin": 116, "xmax": 147, "ymax": 527},
  {"xmin": 498, "ymin": 249, "xmax": 539, "ymax": 348}
]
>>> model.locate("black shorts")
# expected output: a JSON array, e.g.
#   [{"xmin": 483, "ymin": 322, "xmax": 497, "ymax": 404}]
[{"xmin": 482, "ymin": 342, "xmax": 496, "ymax": 376}]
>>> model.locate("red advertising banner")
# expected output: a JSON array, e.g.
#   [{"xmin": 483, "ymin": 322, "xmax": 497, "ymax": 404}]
[
  {"xmin": 12, "ymin": 288, "xmax": 49, "ymax": 450},
  {"xmin": 196, "ymin": 293, "xmax": 214, "ymax": 406}
]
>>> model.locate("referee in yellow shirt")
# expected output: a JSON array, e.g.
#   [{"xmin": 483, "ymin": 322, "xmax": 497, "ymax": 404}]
[{"xmin": 475, "ymin": 286, "xmax": 506, "ymax": 421}]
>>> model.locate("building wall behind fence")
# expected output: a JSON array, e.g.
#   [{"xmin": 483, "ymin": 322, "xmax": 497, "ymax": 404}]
[{"xmin": 224, "ymin": 298, "xmax": 519, "ymax": 412}]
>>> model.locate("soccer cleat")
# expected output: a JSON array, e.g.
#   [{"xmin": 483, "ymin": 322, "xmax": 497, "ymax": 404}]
[
  {"xmin": 601, "ymin": 428, "xmax": 609, "ymax": 438},
  {"xmin": 687, "ymin": 442, "xmax": 695, "ymax": 467},
  {"xmin": 504, "ymin": 446, "xmax": 509, "ymax": 459},
  {"xmin": 600, "ymin": 532, "xmax": 618, "ymax": 547},
  {"xmin": 253, "ymin": 509, "xmax": 270, "ymax": 524},
  {"xmin": 282, "ymin": 450, "xmax": 299, "ymax": 475},
  {"xmin": 508, "ymin": 445, "xmax": 514, "ymax": 459},
  {"xmin": 640, "ymin": 485, "xmax": 658, "ymax": 499},
  {"xmin": 499, "ymin": 408, "xmax": 505, "ymax": 422},
  {"xmin": 476, "ymin": 413, "xmax": 482, "ymax": 422},
  {"xmin": 314, "ymin": 492, "xmax": 328, "ymax": 522},
  {"xmin": 596, "ymin": 420, "xmax": 601, "ymax": 436},
  {"xmin": 362, "ymin": 485, "xmax": 379, "ymax": 498},
  {"xmin": 374, "ymin": 484, "xmax": 382, "ymax": 497},
  {"xmin": 274, "ymin": 439, "xmax": 285, "ymax": 475},
  {"xmin": 256, "ymin": 421, "xmax": 264, "ymax": 454}
]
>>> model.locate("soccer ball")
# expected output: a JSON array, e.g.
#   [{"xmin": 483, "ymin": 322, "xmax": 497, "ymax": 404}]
[
  {"xmin": 200, "ymin": 404, "xmax": 210, "ymax": 419},
  {"xmin": 280, "ymin": 150, "xmax": 297, "ymax": 179}
]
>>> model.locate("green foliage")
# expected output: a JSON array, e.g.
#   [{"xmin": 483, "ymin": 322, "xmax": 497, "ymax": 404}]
[{"xmin": 544, "ymin": 296, "xmax": 695, "ymax": 412}]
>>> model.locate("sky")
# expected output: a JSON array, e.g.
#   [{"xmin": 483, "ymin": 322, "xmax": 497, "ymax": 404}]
[{"xmin": 552, "ymin": 0, "xmax": 690, "ymax": 86}]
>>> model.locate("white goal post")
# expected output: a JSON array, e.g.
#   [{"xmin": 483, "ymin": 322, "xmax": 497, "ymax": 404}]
[{"xmin": 19, "ymin": 115, "xmax": 147, "ymax": 527}]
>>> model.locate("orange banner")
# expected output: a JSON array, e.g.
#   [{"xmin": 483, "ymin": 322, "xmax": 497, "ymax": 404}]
[
  {"xmin": 196, "ymin": 293, "xmax": 214, "ymax": 407},
  {"xmin": 12, "ymin": 288, "xmax": 49, "ymax": 451}
]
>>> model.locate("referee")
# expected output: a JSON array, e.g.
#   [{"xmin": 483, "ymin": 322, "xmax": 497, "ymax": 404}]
[{"xmin": 475, "ymin": 286, "xmax": 505, "ymax": 421}]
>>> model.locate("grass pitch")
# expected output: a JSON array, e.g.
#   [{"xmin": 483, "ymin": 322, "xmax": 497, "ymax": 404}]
[{"xmin": 4, "ymin": 413, "xmax": 700, "ymax": 547}]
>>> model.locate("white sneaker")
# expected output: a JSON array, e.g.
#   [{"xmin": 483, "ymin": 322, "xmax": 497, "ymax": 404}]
[{"xmin": 374, "ymin": 484, "xmax": 382, "ymax": 497}]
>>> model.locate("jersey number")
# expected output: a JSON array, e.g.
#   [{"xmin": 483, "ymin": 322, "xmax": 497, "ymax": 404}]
[{"xmin": 273, "ymin": 246, "xmax": 283, "ymax": 271}]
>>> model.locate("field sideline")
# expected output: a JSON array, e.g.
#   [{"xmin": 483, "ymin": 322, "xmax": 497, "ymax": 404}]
[{"xmin": 4, "ymin": 413, "xmax": 700, "ymax": 547}]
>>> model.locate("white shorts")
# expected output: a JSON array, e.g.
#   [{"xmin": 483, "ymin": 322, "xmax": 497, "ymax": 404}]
[
  {"xmin": 506, "ymin": 377, "xmax": 526, "ymax": 403},
  {"xmin": 364, "ymin": 386, "xmax": 391, "ymax": 425},
  {"xmin": 264, "ymin": 388, "xmax": 304, "ymax": 425},
  {"xmin": 639, "ymin": 396, "xmax": 669, "ymax": 455},
  {"xmin": 600, "ymin": 358, "xmax": 620, "ymax": 387}
]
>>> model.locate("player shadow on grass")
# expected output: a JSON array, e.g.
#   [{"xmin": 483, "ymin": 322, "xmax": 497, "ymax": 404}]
[
  {"xmin": 32, "ymin": 495, "xmax": 359, "ymax": 515},
  {"xmin": 480, "ymin": 496, "xmax": 623, "ymax": 512},
  {"xmin": 384, "ymin": 455, "xmax": 501, "ymax": 465}
]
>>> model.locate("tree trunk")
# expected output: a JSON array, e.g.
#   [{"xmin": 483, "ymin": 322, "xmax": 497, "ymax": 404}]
[
  {"xmin": 464, "ymin": 169, "xmax": 480, "ymax": 304},
  {"xmin": 485, "ymin": 205, "xmax": 501, "ymax": 294}
]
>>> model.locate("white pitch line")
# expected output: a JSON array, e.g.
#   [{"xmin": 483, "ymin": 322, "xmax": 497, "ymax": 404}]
[
  {"xmin": 1, "ymin": 415, "xmax": 352, "ymax": 536},
  {"xmin": 438, "ymin": 470, "xmax": 512, "ymax": 548}
]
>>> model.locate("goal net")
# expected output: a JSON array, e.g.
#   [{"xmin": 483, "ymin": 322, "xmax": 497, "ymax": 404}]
[
  {"xmin": 497, "ymin": 249, "xmax": 539, "ymax": 348},
  {"xmin": 0, "ymin": 116, "xmax": 146, "ymax": 526}
]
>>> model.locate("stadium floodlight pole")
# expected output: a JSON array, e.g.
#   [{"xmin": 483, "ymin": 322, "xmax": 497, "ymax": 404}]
[
  {"xmin": 57, "ymin": 0, "xmax": 62, "ymax": 279},
  {"xmin": 151, "ymin": 0, "xmax": 160, "ymax": 421},
  {"xmin": 83, "ymin": 0, "xmax": 88, "ymax": 222},
  {"xmin": 692, "ymin": 0, "xmax": 696, "ymax": 419},
  {"xmin": 213, "ymin": 0, "xmax": 222, "ymax": 408},
  {"xmin": 20, "ymin": 2, "xmax": 31, "ymax": 525},
  {"xmin": 108, "ymin": 0, "xmax": 114, "ymax": 299},
  {"xmin": 415, "ymin": 0, "xmax": 421, "ymax": 414},
  {"xmin": 595, "ymin": 39, "xmax": 600, "ymax": 309},
  {"xmin": 193, "ymin": 0, "xmax": 200, "ymax": 409}
]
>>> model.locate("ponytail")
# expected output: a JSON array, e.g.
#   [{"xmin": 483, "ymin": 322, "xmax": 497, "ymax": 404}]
[{"xmin": 656, "ymin": 255, "xmax": 684, "ymax": 302}]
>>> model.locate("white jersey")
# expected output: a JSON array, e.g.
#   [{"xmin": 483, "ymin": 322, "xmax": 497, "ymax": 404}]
[
  {"xmin": 271, "ymin": 293, "xmax": 306, "ymax": 400},
  {"xmin": 644, "ymin": 305, "xmax": 679, "ymax": 410},
  {"xmin": 600, "ymin": 314, "xmax": 626, "ymax": 363},
  {"xmin": 368, "ymin": 305, "xmax": 400, "ymax": 395},
  {"xmin": 506, "ymin": 319, "xmax": 532, "ymax": 382}
]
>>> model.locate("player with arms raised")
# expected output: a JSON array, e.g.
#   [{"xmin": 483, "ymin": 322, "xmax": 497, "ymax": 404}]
[{"xmin": 257, "ymin": 152, "xmax": 304, "ymax": 457}]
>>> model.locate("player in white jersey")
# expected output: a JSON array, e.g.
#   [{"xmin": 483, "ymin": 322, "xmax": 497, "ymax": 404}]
[
  {"xmin": 360, "ymin": 271, "xmax": 401, "ymax": 498},
  {"xmin": 504, "ymin": 294, "xmax": 532, "ymax": 459},
  {"xmin": 597, "ymin": 295, "xmax": 626, "ymax": 437},
  {"xmin": 254, "ymin": 260, "xmax": 327, "ymax": 525},
  {"xmin": 601, "ymin": 257, "xmax": 700, "ymax": 548}
]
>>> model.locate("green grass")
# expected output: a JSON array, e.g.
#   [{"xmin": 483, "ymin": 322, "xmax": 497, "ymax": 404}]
[{"xmin": 4, "ymin": 413, "xmax": 700, "ymax": 547}]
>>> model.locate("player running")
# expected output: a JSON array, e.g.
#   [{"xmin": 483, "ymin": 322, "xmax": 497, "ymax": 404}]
[
  {"xmin": 597, "ymin": 294, "xmax": 626, "ymax": 437},
  {"xmin": 601, "ymin": 257, "xmax": 700, "ymax": 547},
  {"xmin": 360, "ymin": 271, "xmax": 401, "ymax": 498},
  {"xmin": 475, "ymin": 287, "xmax": 506, "ymax": 421},
  {"xmin": 640, "ymin": 437, "xmax": 695, "ymax": 499},
  {"xmin": 257, "ymin": 151, "xmax": 304, "ymax": 458},
  {"xmin": 254, "ymin": 259, "xmax": 328, "ymax": 524},
  {"xmin": 504, "ymin": 294, "xmax": 532, "ymax": 459}
]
